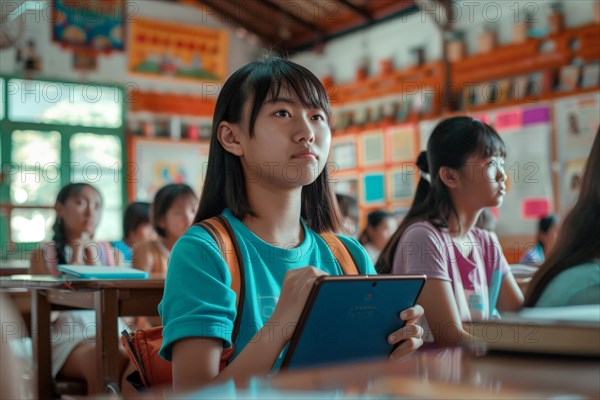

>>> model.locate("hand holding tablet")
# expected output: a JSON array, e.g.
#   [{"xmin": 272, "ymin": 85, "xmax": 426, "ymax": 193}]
[{"xmin": 280, "ymin": 274, "xmax": 426, "ymax": 370}]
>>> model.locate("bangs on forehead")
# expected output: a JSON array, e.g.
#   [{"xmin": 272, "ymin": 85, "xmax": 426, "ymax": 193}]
[
  {"xmin": 243, "ymin": 59, "xmax": 331, "ymax": 135},
  {"xmin": 475, "ymin": 122, "xmax": 506, "ymax": 158}
]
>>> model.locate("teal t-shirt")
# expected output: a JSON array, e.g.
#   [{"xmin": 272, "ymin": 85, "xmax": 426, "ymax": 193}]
[
  {"xmin": 158, "ymin": 209, "xmax": 375, "ymax": 367},
  {"xmin": 535, "ymin": 260, "xmax": 600, "ymax": 307}
]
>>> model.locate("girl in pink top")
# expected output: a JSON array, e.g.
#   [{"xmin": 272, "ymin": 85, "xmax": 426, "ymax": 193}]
[{"xmin": 376, "ymin": 117, "xmax": 523, "ymax": 345}]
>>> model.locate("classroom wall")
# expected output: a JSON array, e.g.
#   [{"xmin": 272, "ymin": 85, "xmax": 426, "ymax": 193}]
[
  {"xmin": 0, "ymin": 0, "xmax": 263, "ymax": 93},
  {"xmin": 291, "ymin": 0, "xmax": 598, "ymax": 82}
]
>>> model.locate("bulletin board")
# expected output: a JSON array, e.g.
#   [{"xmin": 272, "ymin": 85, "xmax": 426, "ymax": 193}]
[
  {"xmin": 329, "ymin": 123, "xmax": 419, "ymax": 224},
  {"xmin": 554, "ymin": 92, "xmax": 600, "ymax": 209},
  {"xmin": 128, "ymin": 137, "xmax": 209, "ymax": 202}
]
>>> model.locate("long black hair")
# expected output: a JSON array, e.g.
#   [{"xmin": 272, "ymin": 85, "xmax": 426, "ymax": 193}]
[
  {"xmin": 194, "ymin": 57, "xmax": 344, "ymax": 233},
  {"xmin": 52, "ymin": 183, "xmax": 102, "ymax": 265},
  {"xmin": 376, "ymin": 116, "xmax": 506, "ymax": 274}
]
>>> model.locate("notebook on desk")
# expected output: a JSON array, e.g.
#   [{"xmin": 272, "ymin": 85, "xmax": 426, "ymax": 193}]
[
  {"xmin": 464, "ymin": 305, "xmax": 600, "ymax": 356},
  {"xmin": 57, "ymin": 265, "xmax": 148, "ymax": 279}
]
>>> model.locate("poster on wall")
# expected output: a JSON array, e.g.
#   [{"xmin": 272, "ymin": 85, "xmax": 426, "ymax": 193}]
[
  {"xmin": 386, "ymin": 124, "xmax": 417, "ymax": 163},
  {"xmin": 359, "ymin": 130, "xmax": 385, "ymax": 166},
  {"xmin": 361, "ymin": 171, "xmax": 386, "ymax": 205},
  {"xmin": 388, "ymin": 167, "xmax": 416, "ymax": 203},
  {"xmin": 554, "ymin": 93, "xmax": 599, "ymax": 161},
  {"xmin": 128, "ymin": 18, "xmax": 228, "ymax": 82},
  {"xmin": 331, "ymin": 135, "xmax": 357, "ymax": 170},
  {"xmin": 131, "ymin": 138, "xmax": 209, "ymax": 201},
  {"xmin": 53, "ymin": 0, "xmax": 125, "ymax": 51}
]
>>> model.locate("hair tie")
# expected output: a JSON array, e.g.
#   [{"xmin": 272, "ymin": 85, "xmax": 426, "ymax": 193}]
[{"xmin": 416, "ymin": 150, "xmax": 430, "ymax": 174}]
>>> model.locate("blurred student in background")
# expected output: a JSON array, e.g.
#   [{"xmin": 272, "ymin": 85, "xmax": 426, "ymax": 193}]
[
  {"xmin": 519, "ymin": 215, "xmax": 558, "ymax": 265},
  {"xmin": 376, "ymin": 117, "xmax": 523, "ymax": 346},
  {"xmin": 335, "ymin": 193, "xmax": 359, "ymax": 238},
  {"xmin": 132, "ymin": 184, "xmax": 197, "ymax": 274},
  {"xmin": 524, "ymin": 131, "xmax": 600, "ymax": 307},
  {"xmin": 359, "ymin": 210, "xmax": 398, "ymax": 265},
  {"xmin": 112, "ymin": 201, "xmax": 156, "ymax": 265},
  {"xmin": 29, "ymin": 183, "xmax": 131, "ymax": 395}
]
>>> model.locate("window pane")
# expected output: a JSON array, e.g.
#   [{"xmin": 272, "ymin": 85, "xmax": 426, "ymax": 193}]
[
  {"xmin": 11, "ymin": 130, "xmax": 61, "ymax": 206},
  {"xmin": 71, "ymin": 133, "xmax": 121, "ymax": 168},
  {"xmin": 8, "ymin": 79, "xmax": 123, "ymax": 128},
  {"xmin": 71, "ymin": 168, "xmax": 122, "ymax": 209},
  {"xmin": 11, "ymin": 208, "xmax": 55, "ymax": 243}
]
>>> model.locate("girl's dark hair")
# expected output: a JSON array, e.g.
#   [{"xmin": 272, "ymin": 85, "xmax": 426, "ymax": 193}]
[
  {"xmin": 52, "ymin": 183, "xmax": 102, "ymax": 265},
  {"xmin": 536, "ymin": 214, "xmax": 557, "ymax": 249},
  {"xmin": 376, "ymin": 116, "xmax": 506, "ymax": 273},
  {"xmin": 359, "ymin": 210, "xmax": 393, "ymax": 245},
  {"xmin": 524, "ymin": 130, "xmax": 600, "ymax": 306},
  {"xmin": 194, "ymin": 57, "xmax": 344, "ymax": 233},
  {"xmin": 153, "ymin": 184, "xmax": 197, "ymax": 237},
  {"xmin": 123, "ymin": 201, "xmax": 151, "ymax": 239}
]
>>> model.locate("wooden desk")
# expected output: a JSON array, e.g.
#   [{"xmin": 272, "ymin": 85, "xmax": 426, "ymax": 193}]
[
  {"xmin": 270, "ymin": 346, "xmax": 599, "ymax": 398},
  {"xmin": 0, "ymin": 275, "xmax": 165, "ymax": 398}
]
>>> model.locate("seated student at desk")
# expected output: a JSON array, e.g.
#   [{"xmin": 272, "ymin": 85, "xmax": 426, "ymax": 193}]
[
  {"xmin": 376, "ymin": 117, "xmax": 523, "ymax": 346},
  {"xmin": 112, "ymin": 201, "xmax": 156, "ymax": 265},
  {"xmin": 28, "ymin": 183, "xmax": 133, "ymax": 395},
  {"xmin": 524, "ymin": 131, "xmax": 600, "ymax": 307},
  {"xmin": 132, "ymin": 184, "xmax": 197, "ymax": 274}
]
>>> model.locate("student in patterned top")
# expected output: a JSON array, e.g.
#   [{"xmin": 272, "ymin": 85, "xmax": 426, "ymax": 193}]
[{"xmin": 376, "ymin": 117, "xmax": 523, "ymax": 346}]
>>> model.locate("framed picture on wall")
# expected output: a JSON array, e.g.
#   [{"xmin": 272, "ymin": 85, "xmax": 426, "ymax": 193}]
[
  {"xmin": 359, "ymin": 130, "xmax": 385, "ymax": 166},
  {"xmin": 129, "ymin": 137, "xmax": 210, "ymax": 202},
  {"xmin": 361, "ymin": 171, "xmax": 386, "ymax": 205},
  {"xmin": 386, "ymin": 124, "xmax": 416, "ymax": 163},
  {"xmin": 331, "ymin": 135, "xmax": 357, "ymax": 170},
  {"xmin": 388, "ymin": 166, "xmax": 416, "ymax": 203}
]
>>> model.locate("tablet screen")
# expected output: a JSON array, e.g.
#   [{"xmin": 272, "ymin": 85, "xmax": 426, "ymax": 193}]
[{"xmin": 281, "ymin": 275, "xmax": 426, "ymax": 370}]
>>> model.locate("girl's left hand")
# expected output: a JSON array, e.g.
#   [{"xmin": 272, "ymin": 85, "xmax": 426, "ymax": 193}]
[{"xmin": 387, "ymin": 305, "xmax": 425, "ymax": 362}]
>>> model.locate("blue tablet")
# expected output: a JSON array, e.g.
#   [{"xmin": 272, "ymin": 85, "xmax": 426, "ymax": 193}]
[{"xmin": 281, "ymin": 274, "xmax": 426, "ymax": 370}]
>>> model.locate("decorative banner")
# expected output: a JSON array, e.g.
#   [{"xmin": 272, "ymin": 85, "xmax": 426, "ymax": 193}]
[
  {"xmin": 522, "ymin": 106, "xmax": 550, "ymax": 126},
  {"xmin": 128, "ymin": 18, "xmax": 229, "ymax": 82},
  {"xmin": 494, "ymin": 108, "xmax": 522, "ymax": 131},
  {"xmin": 53, "ymin": 0, "xmax": 125, "ymax": 51}
]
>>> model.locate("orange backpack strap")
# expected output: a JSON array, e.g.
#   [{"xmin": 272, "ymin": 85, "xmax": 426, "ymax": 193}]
[
  {"xmin": 196, "ymin": 215, "xmax": 245, "ymax": 362},
  {"xmin": 319, "ymin": 233, "xmax": 360, "ymax": 275}
]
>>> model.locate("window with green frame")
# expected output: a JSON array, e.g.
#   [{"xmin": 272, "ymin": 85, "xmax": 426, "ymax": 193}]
[{"xmin": 0, "ymin": 76, "xmax": 127, "ymax": 261}]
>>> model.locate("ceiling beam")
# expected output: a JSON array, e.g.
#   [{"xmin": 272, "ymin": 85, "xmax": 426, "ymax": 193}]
[
  {"xmin": 197, "ymin": 0, "xmax": 275, "ymax": 44},
  {"xmin": 257, "ymin": 0, "xmax": 325, "ymax": 36},
  {"xmin": 336, "ymin": 0, "xmax": 373, "ymax": 22}
]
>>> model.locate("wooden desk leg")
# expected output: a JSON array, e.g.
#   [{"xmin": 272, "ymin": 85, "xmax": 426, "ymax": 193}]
[
  {"xmin": 94, "ymin": 289, "xmax": 120, "ymax": 393},
  {"xmin": 31, "ymin": 289, "xmax": 52, "ymax": 399}
]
